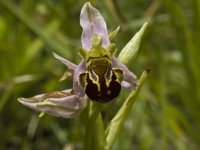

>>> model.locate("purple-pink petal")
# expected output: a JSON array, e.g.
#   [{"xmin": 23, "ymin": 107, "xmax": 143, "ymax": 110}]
[
  {"xmin": 73, "ymin": 60, "xmax": 86, "ymax": 96},
  {"xmin": 112, "ymin": 57, "xmax": 138, "ymax": 90},
  {"xmin": 80, "ymin": 2, "xmax": 110, "ymax": 50},
  {"xmin": 53, "ymin": 52, "xmax": 77, "ymax": 71},
  {"xmin": 18, "ymin": 90, "xmax": 87, "ymax": 118}
]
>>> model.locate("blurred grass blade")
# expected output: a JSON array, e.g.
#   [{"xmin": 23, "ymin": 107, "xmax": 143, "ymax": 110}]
[
  {"xmin": 117, "ymin": 22, "xmax": 148, "ymax": 65},
  {"xmin": 24, "ymin": 20, "xmax": 60, "ymax": 63},
  {"xmin": 0, "ymin": 85, "xmax": 12, "ymax": 112},
  {"xmin": 162, "ymin": 0, "xmax": 200, "ymax": 89},
  {"xmin": 105, "ymin": 69, "xmax": 149, "ymax": 149},
  {"xmin": 0, "ymin": 0, "xmax": 71, "ymax": 58}
]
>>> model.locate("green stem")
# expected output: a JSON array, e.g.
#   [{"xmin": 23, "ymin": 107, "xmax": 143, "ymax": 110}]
[
  {"xmin": 94, "ymin": 114, "xmax": 106, "ymax": 150},
  {"xmin": 84, "ymin": 102, "xmax": 105, "ymax": 150}
]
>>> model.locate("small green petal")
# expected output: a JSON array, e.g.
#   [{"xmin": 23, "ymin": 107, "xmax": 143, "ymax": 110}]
[{"xmin": 109, "ymin": 26, "xmax": 120, "ymax": 40}]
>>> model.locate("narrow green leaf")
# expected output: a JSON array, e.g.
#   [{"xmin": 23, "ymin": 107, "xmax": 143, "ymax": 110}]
[
  {"xmin": 105, "ymin": 69, "xmax": 149, "ymax": 149},
  {"xmin": 117, "ymin": 22, "xmax": 148, "ymax": 65}
]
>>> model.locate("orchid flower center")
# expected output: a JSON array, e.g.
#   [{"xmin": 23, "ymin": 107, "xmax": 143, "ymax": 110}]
[{"xmin": 78, "ymin": 35, "xmax": 124, "ymax": 102}]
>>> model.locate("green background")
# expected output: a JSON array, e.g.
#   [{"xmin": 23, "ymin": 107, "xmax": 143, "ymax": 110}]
[{"xmin": 0, "ymin": 0, "xmax": 200, "ymax": 149}]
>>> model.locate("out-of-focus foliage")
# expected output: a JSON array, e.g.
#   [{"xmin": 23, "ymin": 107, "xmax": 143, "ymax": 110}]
[{"xmin": 0, "ymin": 0, "xmax": 199, "ymax": 149}]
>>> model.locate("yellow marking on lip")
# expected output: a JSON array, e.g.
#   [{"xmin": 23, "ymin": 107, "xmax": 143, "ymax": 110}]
[{"xmin": 88, "ymin": 71, "xmax": 101, "ymax": 92}]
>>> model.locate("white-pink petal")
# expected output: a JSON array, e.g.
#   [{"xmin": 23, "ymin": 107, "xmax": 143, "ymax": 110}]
[
  {"xmin": 80, "ymin": 2, "xmax": 110, "ymax": 50},
  {"xmin": 18, "ymin": 90, "xmax": 87, "ymax": 118}
]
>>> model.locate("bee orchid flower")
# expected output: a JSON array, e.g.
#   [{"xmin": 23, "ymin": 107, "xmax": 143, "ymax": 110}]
[{"xmin": 18, "ymin": 2, "xmax": 139, "ymax": 118}]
